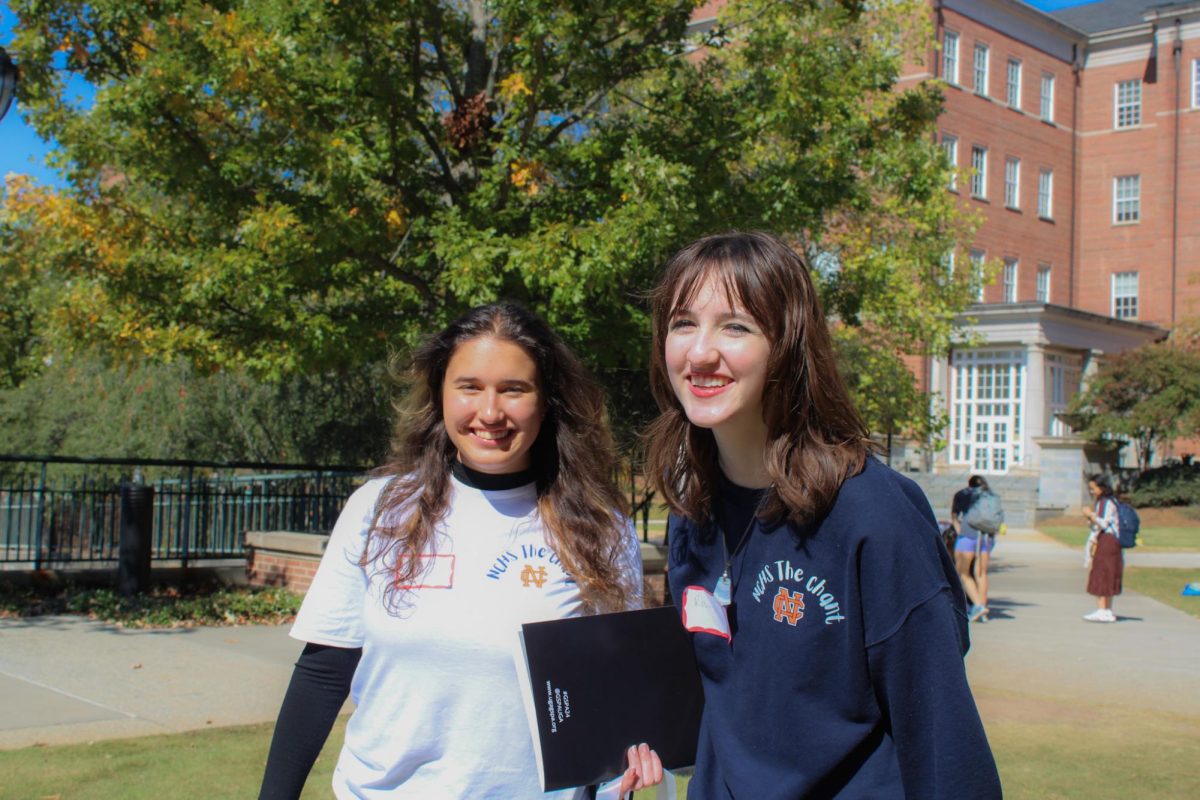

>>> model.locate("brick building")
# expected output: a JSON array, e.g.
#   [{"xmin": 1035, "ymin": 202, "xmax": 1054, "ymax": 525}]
[
  {"xmin": 910, "ymin": 0, "xmax": 1199, "ymax": 515},
  {"xmin": 691, "ymin": 0, "xmax": 1199, "ymax": 515}
]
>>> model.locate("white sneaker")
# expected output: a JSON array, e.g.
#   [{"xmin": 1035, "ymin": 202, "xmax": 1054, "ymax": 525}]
[{"xmin": 1083, "ymin": 609, "xmax": 1116, "ymax": 623}]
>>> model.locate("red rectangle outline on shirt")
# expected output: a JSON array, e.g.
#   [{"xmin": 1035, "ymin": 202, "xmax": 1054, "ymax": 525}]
[
  {"xmin": 394, "ymin": 554, "xmax": 456, "ymax": 589},
  {"xmin": 682, "ymin": 584, "xmax": 731, "ymax": 641}
]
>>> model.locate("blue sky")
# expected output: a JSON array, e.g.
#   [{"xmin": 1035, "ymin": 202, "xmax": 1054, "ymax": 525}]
[{"xmin": 1, "ymin": 0, "xmax": 1102, "ymax": 192}]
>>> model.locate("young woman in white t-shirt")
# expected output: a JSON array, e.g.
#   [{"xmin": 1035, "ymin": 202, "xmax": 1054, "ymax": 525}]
[{"xmin": 259, "ymin": 303, "xmax": 662, "ymax": 799}]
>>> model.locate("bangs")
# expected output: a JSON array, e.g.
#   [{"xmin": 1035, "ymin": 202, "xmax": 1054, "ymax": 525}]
[{"xmin": 664, "ymin": 257, "xmax": 779, "ymax": 342}]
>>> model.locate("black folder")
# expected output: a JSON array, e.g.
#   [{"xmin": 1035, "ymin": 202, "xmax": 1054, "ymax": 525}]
[{"xmin": 514, "ymin": 605, "xmax": 705, "ymax": 792}]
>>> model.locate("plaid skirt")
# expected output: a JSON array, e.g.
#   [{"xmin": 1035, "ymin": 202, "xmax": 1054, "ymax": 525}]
[{"xmin": 1086, "ymin": 533, "xmax": 1123, "ymax": 597}]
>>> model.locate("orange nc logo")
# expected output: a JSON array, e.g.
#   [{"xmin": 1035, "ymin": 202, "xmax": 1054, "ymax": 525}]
[
  {"xmin": 520, "ymin": 564, "xmax": 548, "ymax": 588},
  {"xmin": 771, "ymin": 587, "xmax": 805, "ymax": 625}
]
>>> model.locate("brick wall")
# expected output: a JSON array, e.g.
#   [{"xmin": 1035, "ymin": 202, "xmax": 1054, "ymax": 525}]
[{"xmin": 245, "ymin": 531, "xmax": 328, "ymax": 594}]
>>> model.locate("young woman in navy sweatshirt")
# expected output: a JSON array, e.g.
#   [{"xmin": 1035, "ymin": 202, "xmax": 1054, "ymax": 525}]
[{"xmin": 645, "ymin": 231, "xmax": 1002, "ymax": 799}]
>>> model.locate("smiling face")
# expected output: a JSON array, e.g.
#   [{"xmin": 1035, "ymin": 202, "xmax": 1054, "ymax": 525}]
[
  {"xmin": 664, "ymin": 274, "xmax": 771, "ymax": 442},
  {"xmin": 442, "ymin": 336, "xmax": 544, "ymax": 474},
  {"xmin": 1088, "ymin": 480, "xmax": 1101, "ymax": 500}
]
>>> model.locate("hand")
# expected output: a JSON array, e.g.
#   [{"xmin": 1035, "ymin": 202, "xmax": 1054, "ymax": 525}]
[{"xmin": 617, "ymin": 743, "xmax": 663, "ymax": 794}]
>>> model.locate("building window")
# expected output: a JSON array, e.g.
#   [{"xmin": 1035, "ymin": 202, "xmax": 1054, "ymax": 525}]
[
  {"xmin": 1004, "ymin": 157, "xmax": 1020, "ymax": 209},
  {"xmin": 942, "ymin": 135, "xmax": 958, "ymax": 190},
  {"xmin": 1194, "ymin": 59, "xmax": 1200, "ymax": 108},
  {"xmin": 1007, "ymin": 59, "xmax": 1021, "ymax": 109},
  {"xmin": 973, "ymin": 44, "xmax": 989, "ymax": 96},
  {"xmin": 1047, "ymin": 352, "xmax": 1082, "ymax": 437},
  {"xmin": 1115, "ymin": 79, "xmax": 1141, "ymax": 128},
  {"xmin": 950, "ymin": 348, "xmax": 1025, "ymax": 473},
  {"xmin": 942, "ymin": 250, "xmax": 956, "ymax": 282},
  {"xmin": 1113, "ymin": 175, "xmax": 1140, "ymax": 223},
  {"xmin": 1040, "ymin": 73, "xmax": 1055, "ymax": 121},
  {"xmin": 1112, "ymin": 271, "xmax": 1139, "ymax": 319},
  {"xmin": 1003, "ymin": 258, "xmax": 1018, "ymax": 303},
  {"xmin": 943, "ymin": 32, "xmax": 960, "ymax": 85},
  {"xmin": 970, "ymin": 249, "xmax": 986, "ymax": 302},
  {"xmin": 970, "ymin": 146, "xmax": 987, "ymax": 199},
  {"xmin": 1037, "ymin": 169, "xmax": 1053, "ymax": 219},
  {"xmin": 1037, "ymin": 264, "xmax": 1051, "ymax": 303}
]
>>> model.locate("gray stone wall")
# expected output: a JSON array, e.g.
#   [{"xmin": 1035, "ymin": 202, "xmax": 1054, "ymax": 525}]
[{"xmin": 898, "ymin": 468, "xmax": 1040, "ymax": 527}]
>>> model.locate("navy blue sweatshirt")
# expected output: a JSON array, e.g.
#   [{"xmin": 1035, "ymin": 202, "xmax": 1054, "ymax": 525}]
[{"xmin": 667, "ymin": 458, "xmax": 1002, "ymax": 799}]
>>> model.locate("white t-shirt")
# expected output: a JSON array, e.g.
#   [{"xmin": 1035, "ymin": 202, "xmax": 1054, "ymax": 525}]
[{"xmin": 291, "ymin": 474, "xmax": 643, "ymax": 799}]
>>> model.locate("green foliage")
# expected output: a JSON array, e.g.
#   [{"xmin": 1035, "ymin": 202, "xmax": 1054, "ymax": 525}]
[
  {"xmin": 0, "ymin": 579, "xmax": 302, "ymax": 627},
  {"xmin": 0, "ymin": 351, "xmax": 392, "ymax": 466},
  {"xmin": 834, "ymin": 327, "xmax": 948, "ymax": 453},
  {"xmin": 1066, "ymin": 342, "xmax": 1200, "ymax": 472},
  {"xmin": 1129, "ymin": 464, "xmax": 1200, "ymax": 508},
  {"xmin": 2, "ymin": 0, "xmax": 974, "ymax": 444}
]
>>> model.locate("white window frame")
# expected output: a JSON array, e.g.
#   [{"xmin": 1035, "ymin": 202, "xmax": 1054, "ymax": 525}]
[
  {"xmin": 970, "ymin": 146, "xmax": 987, "ymax": 199},
  {"xmin": 949, "ymin": 348, "xmax": 1026, "ymax": 473},
  {"xmin": 1114, "ymin": 79, "xmax": 1142, "ymax": 128},
  {"xmin": 943, "ymin": 31, "xmax": 960, "ymax": 86},
  {"xmin": 942, "ymin": 135, "xmax": 958, "ymax": 191},
  {"xmin": 1040, "ymin": 73, "xmax": 1055, "ymax": 122},
  {"xmin": 1003, "ymin": 258, "xmax": 1018, "ymax": 303},
  {"xmin": 974, "ymin": 44, "xmax": 989, "ymax": 96},
  {"xmin": 943, "ymin": 249, "xmax": 956, "ymax": 280},
  {"xmin": 969, "ymin": 249, "xmax": 986, "ymax": 302},
  {"xmin": 1004, "ymin": 157, "xmax": 1020, "ymax": 209},
  {"xmin": 1007, "ymin": 59, "xmax": 1022, "ymax": 109},
  {"xmin": 1036, "ymin": 264, "xmax": 1051, "ymax": 303},
  {"xmin": 1112, "ymin": 271, "xmax": 1139, "ymax": 319},
  {"xmin": 1193, "ymin": 59, "xmax": 1200, "ymax": 108},
  {"xmin": 1047, "ymin": 352, "xmax": 1082, "ymax": 437},
  {"xmin": 1037, "ymin": 168, "xmax": 1053, "ymax": 219},
  {"xmin": 1113, "ymin": 175, "xmax": 1140, "ymax": 224}
]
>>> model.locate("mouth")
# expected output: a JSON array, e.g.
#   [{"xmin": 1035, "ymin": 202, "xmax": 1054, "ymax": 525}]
[
  {"xmin": 471, "ymin": 428, "xmax": 514, "ymax": 443},
  {"xmin": 687, "ymin": 373, "xmax": 732, "ymax": 397}
]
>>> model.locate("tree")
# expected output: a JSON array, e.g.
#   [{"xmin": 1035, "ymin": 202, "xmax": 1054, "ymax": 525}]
[
  {"xmin": 3, "ymin": 0, "xmax": 976, "ymax": 446},
  {"xmin": 1066, "ymin": 340, "xmax": 1200, "ymax": 472},
  {"xmin": 0, "ymin": 350, "xmax": 392, "ymax": 467},
  {"xmin": 834, "ymin": 327, "xmax": 948, "ymax": 465}
]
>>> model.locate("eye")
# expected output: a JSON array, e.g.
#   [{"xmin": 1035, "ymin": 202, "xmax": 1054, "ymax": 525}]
[
  {"xmin": 725, "ymin": 322, "xmax": 752, "ymax": 334},
  {"xmin": 669, "ymin": 317, "xmax": 696, "ymax": 331}
]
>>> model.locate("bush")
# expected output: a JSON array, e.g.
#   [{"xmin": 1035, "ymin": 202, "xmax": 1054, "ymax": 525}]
[
  {"xmin": 0, "ymin": 580, "xmax": 302, "ymax": 627},
  {"xmin": 1128, "ymin": 464, "xmax": 1200, "ymax": 508}
]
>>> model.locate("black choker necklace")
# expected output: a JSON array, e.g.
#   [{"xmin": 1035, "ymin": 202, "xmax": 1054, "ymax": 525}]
[{"xmin": 450, "ymin": 461, "xmax": 536, "ymax": 490}]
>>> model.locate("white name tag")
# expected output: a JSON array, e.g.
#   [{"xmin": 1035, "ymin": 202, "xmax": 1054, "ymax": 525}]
[{"xmin": 682, "ymin": 585, "xmax": 731, "ymax": 641}]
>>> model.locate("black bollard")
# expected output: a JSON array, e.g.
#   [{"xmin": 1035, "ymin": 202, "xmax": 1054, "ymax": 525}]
[{"xmin": 118, "ymin": 481, "xmax": 155, "ymax": 597}]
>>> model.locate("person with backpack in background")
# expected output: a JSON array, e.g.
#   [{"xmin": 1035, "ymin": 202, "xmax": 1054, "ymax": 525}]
[
  {"xmin": 1082, "ymin": 474, "xmax": 1124, "ymax": 623},
  {"xmin": 951, "ymin": 476, "xmax": 1003, "ymax": 622}
]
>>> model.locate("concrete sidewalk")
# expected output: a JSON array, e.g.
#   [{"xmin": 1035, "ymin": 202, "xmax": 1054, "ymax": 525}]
[
  {"xmin": 0, "ymin": 616, "xmax": 301, "ymax": 748},
  {"xmin": 964, "ymin": 529, "xmax": 1200, "ymax": 719},
  {"xmin": 0, "ymin": 529, "xmax": 1197, "ymax": 750}
]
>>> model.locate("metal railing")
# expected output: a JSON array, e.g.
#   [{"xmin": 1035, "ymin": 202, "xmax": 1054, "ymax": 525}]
[{"xmin": 0, "ymin": 455, "xmax": 366, "ymax": 568}]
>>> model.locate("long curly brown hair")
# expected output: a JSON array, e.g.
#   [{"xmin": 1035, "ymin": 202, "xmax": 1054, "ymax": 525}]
[
  {"xmin": 366, "ymin": 303, "xmax": 631, "ymax": 613},
  {"xmin": 645, "ymin": 231, "xmax": 874, "ymax": 527}
]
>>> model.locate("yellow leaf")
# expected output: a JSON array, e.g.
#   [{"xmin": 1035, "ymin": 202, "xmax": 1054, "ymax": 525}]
[{"xmin": 498, "ymin": 72, "xmax": 533, "ymax": 100}]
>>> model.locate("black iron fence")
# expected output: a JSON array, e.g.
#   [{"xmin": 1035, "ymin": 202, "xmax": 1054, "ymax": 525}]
[{"xmin": 0, "ymin": 455, "xmax": 366, "ymax": 569}]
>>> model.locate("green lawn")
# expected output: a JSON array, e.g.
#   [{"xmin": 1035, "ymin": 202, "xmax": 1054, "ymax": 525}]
[
  {"xmin": 1038, "ymin": 525, "xmax": 1200, "ymax": 551},
  {"xmin": 1125, "ymin": 567, "xmax": 1200, "ymax": 619},
  {"xmin": 3, "ymin": 705, "xmax": 1199, "ymax": 800},
  {"xmin": 0, "ymin": 716, "xmax": 679, "ymax": 800}
]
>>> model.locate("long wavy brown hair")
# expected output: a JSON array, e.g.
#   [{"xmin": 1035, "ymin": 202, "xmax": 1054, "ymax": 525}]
[
  {"xmin": 645, "ymin": 231, "xmax": 874, "ymax": 527},
  {"xmin": 366, "ymin": 303, "xmax": 631, "ymax": 612}
]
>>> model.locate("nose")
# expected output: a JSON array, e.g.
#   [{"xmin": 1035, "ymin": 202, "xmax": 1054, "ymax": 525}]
[
  {"xmin": 687, "ymin": 329, "xmax": 719, "ymax": 370},
  {"xmin": 478, "ymin": 390, "xmax": 505, "ymax": 423}
]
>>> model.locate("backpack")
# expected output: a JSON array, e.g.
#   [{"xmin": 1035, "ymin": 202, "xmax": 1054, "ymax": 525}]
[
  {"xmin": 1110, "ymin": 498, "xmax": 1140, "ymax": 548},
  {"xmin": 963, "ymin": 489, "xmax": 1005, "ymax": 535}
]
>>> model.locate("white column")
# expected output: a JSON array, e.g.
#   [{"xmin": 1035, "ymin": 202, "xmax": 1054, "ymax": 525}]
[{"xmin": 1024, "ymin": 344, "xmax": 1046, "ymax": 469}]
